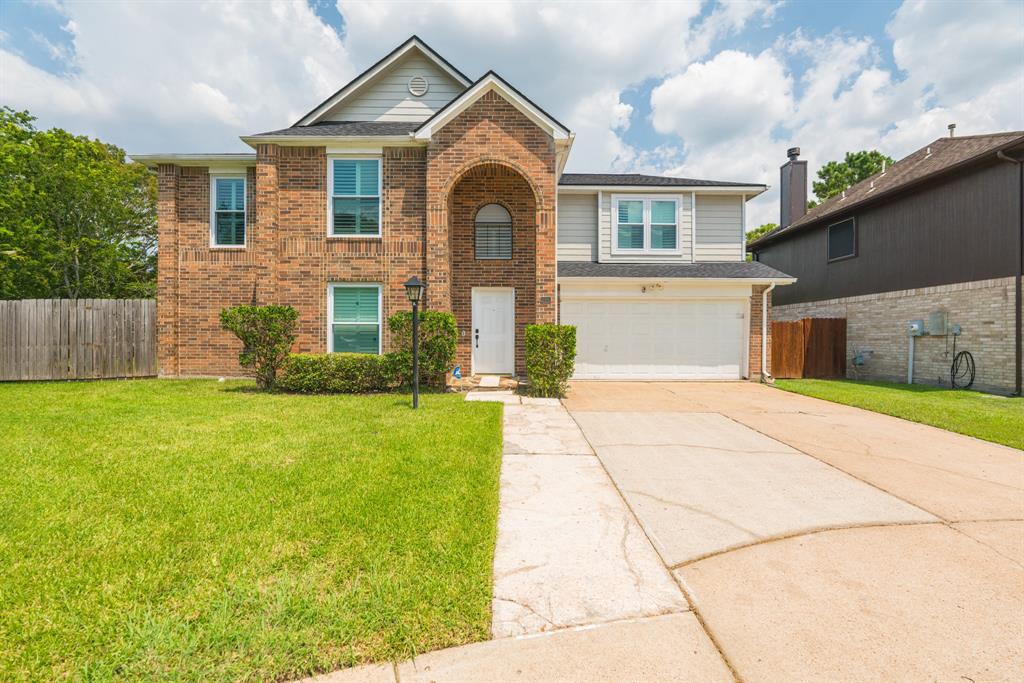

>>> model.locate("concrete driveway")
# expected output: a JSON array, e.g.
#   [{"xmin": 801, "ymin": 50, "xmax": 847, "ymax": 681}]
[{"xmin": 564, "ymin": 381, "xmax": 1024, "ymax": 682}]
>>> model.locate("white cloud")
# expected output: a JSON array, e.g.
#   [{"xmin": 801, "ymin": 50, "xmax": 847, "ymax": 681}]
[
  {"xmin": 648, "ymin": 1, "xmax": 1024, "ymax": 231},
  {"xmin": 1, "ymin": 0, "xmax": 352, "ymax": 151}
]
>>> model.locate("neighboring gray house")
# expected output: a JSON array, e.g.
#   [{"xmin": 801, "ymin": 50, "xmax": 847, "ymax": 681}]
[{"xmin": 749, "ymin": 131, "xmax": 1024, "ymax": 395}]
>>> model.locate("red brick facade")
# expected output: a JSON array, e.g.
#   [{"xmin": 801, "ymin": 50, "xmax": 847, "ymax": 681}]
[
  {"xmin": 748, "ymin": 284, "xmax": 773, "ymax": 380},
  {"xmin": 157, "ymin": 90, "xmax": 555, "ymax": 377}
]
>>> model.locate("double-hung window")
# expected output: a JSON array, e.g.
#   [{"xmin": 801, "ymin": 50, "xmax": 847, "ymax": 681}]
[
  {"xmin": 211, "ymin": 175, "xmax": 246, "ymax": 247},
  {"xmin": 330, "ymin": 158, "xmax": 381, "ymax": 236},
  {"xmin": 612, "ymin": 196, "xmax": 679, "ymax": 253},
  {"xmin": 329, "ymin": 284, "xmax": 381, "ymax": 354}
]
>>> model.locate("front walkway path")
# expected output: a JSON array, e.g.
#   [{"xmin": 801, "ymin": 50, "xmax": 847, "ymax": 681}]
[{"xmin": 472, "ymin": 392, "xmax": 686, "ymax": 637}]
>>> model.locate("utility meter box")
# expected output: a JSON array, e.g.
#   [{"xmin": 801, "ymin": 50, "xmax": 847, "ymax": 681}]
[
  {"xmin": 927, "ymin": 310, "xmax": 949, "ymax": 336},
  {"xmin": 907, "ymin": 320, "xmax": 924, "ymax": 336}
]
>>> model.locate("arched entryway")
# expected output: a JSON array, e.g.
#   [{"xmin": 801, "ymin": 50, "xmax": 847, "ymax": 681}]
[{"xmin": 447, "ymin": 162, "xmax": 538, "ymax": 375}]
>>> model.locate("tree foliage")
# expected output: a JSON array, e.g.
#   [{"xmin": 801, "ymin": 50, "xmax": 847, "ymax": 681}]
[
  {"xmin": 811, "ymin": 150, "xmax": 895, "ymax": 205},
  {"xmin": 219, "ymin": 305, "xmax": 299, "ymax": 390},
  {"xmin": 746, "ymin": 222, "xmax": 778, "ymax": 244},
  {"xmin": 0, "ymin": 107, "xmax": 157, "ymax": 299}
]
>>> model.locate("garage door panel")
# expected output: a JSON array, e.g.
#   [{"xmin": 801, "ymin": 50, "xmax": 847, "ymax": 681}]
[{"xmin": 562, "ymin": 296, "xmax": 746, "ymax": 380}]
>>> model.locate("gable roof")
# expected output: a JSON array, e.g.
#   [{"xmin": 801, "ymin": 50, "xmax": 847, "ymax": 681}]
[
  {"xmin": 560, "ymin": 173, "xmax": 764, "ymax": 189},
  {"xmin": 413, "ymin": 71, "xmax": 571, "ymax": 141},
  {"xmin": 294, "ymin": 36, "xmax": 472, "ymax": 127},
  {"xmin": 750, "ymin": 131, "xmax": 1024, "ymax": 249}
]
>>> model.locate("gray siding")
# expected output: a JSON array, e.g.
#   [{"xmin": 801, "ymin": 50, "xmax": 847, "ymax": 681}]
[
  {"xmin": 324, "ymin": 53, "xmax": 464, "ymax": 123},
  {"xmin": 557, "ymin": 192, "xmax": 598, "ymax": 261},
  {"xmin": 694, "ymin": 194, "xmax": 744, "ymax": 261},
  {"xmin": 755, "ymin": 161, "xmax": 1021, "ymax": 306}
]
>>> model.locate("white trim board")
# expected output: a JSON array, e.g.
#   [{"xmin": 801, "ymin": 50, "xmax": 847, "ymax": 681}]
[{"xmin": 414, "ymin": 73, "xmax": 570, "ymax": 141}]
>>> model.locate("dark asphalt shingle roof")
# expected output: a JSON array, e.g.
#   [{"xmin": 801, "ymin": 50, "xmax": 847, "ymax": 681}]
[
  {"xmin": 559, "ymin": 173, "xmax": 763, "ymax": 188},
  {"xmin": 558, "ymin": 261, "xmax": 793, "ymax": 280},
  {"xmin": 750, "ymin": 131, "xmax": 1024, "ymax": 248},
  {"xmin": 249, "ymin": 121, "xmax": 420, "ymax": 137}
]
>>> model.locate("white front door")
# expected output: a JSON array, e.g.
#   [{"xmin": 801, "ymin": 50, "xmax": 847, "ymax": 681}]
[{"xmin": 472, "ymin": 288, "xmax": 515, "ymax": 374}]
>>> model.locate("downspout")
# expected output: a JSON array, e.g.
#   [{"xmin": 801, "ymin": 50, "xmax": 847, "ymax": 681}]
[
  {"xmin": 996, "ymin": 150, "xmax": 1022, "ymax": 396},
  {"xmin": 761, "ymin": 282, "xmax": 776, "ymax": 383}
]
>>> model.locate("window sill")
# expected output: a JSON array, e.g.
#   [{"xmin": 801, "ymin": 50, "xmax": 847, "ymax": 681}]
[
  {"xmin": 210, "ymin": 244, "xmax": 246, "ymax": 250},
  {"xmin": 327, "ymin": 234, "xmax": 383, "ymax": 239}
]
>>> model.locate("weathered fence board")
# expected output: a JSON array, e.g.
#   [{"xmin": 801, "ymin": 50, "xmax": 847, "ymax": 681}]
[
  {"xmin": 0, "ymin": 299, "xmax": 157, "ymax": 381},
  {"xmin": 772, "ymin": 317, "xmax": 847, "ymax": 379}
]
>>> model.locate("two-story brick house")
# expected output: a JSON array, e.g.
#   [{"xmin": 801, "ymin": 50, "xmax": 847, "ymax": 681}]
[{"xmin": 136, "ymin": 37, "xmax": 794, "ymax": 381}]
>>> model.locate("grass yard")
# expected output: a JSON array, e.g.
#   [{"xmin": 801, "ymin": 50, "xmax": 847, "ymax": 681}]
[
  {"xmin": 776, "ymin": 379, "xmax": 1024, "ymax": 450},
  {"xmin": 0, "ymin": 380, "xmax": 503, "ymax": 681}
]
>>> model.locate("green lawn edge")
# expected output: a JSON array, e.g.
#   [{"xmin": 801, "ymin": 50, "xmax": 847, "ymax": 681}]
[{"xmin": 775, "ymin": 379, "xmax": 1024, "ymax": 450}]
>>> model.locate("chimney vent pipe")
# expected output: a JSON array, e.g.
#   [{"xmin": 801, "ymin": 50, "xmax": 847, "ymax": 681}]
[{"xmin": 948, "ymin": 123, "xmax": 956, "ymax": 137}]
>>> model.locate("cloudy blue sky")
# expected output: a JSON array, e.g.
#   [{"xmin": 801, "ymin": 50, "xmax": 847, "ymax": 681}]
[{"xmin": 2, "ymin": 0, "xmax": 1022, "ymax": 227}]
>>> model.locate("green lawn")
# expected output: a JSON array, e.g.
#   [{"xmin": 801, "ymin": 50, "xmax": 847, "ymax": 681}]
[
  {"xmin": 776, "ymin": 379, "xmax": 1024, "ymax": 450},
  {"xmin": 0, "ymin": 380, "xmax": 503, "ymax": 681}
]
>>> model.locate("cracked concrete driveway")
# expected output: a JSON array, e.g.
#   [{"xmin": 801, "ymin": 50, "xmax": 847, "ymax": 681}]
[{"xmin": 565, "ymin": 381, "xmax": 1024, "ymax": 682}]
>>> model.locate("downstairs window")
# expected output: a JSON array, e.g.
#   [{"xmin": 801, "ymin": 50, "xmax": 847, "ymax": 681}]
[{"xmin": 330, "ymin": 284, "xmax": 381, "ymax": 354}]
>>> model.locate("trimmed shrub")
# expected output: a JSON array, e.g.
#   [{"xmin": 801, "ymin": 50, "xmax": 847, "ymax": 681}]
[
  {"xmin": 219, "ymin": 305, "xmax": 299, "ymax": 390},
  {"xmin": 524, "ymin": 324, "xmax": 577, "ymax": 398},
  {"xmin": 387, "ymin": 310, "xmax": 458, "ymax": 387},
  {"xmin": 277, "ymin": 353, "xmax": 404, "ymax": 394}
]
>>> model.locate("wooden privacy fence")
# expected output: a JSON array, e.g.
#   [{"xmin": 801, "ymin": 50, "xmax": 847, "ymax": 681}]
[
  {"xmin": 772, "ymin": 317, "xmax": 847, "ymax": 379},
  {"xmin": 0, "ymin": 299, "xmax": 157, "ymax": 381}
]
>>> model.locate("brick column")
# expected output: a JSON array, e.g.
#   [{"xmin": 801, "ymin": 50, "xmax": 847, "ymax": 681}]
[
  {"xmin": 425, "ymin": 173, "xmax": 452, "ymax": 312},
  {"xmin": 749, "ymin": 284, "xmax": 772, "ymax": 380},
  {"xmin": 255, "ymin": 143, "xmax": 280, "ymax": 303},
  {"xmin": 535, "ymin": 205, "xmax": 557, "ymax": 323},
  {"xmin": 156, "ymin": 164, "xmax": 179, "ymax": 376}
]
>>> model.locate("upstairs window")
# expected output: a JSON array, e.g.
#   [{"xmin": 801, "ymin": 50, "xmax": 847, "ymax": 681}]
[
  {"xmin": 211, "ymin": 175, "xmax": 246, "ymax": 247},
  {"xmin": 475, "ymin": 204, "xmax": 512, "ymax": 259},
  {"xmin": 330, "ymin": 158, "xmax": 380, "ymax": 236},
  {"xmin": 329, "ymin": 284, "xmax": 381, "ymax": 354},
  {"xmin": 827, "ymin": 218, "xmax": 856, "ymax": 261},
  {"xmin": 612, "ymin": 196, "xmax": 680, "ymax": 253}
]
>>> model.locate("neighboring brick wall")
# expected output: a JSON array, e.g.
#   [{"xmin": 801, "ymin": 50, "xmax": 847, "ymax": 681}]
[
  {"xmin": 449, "ymin": 164, "xmax": 537, "ymax": 374},
  {"xmin": 749, "ymin": 284, "xmax": 772, "ymax": 381},
  {"xmin": 773, "ymin": 277, "xmax": 1017, "ymax": 394}
]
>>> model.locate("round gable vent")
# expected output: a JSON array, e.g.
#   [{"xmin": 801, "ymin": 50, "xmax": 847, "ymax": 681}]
[{"xmin": 408, "ymin": 75, "xmax": 429, "ymax": 97}]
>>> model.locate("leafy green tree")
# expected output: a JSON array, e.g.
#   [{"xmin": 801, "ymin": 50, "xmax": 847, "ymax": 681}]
[
  {"xmin": 0, "ymin": 107, "xmax": 156, "ymax": 299},
  {"xmin": 811, "ymin": 150, "xmax": 895, "ymax": 204},
  {"xmin": 746, "ymin": 222, "xmax": 778, "ymax": 244}
]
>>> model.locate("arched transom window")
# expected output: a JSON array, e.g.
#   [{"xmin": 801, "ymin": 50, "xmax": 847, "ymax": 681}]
[{"xmin": 475, "ymin": 204, "xmax": 512, "ymax": 260}]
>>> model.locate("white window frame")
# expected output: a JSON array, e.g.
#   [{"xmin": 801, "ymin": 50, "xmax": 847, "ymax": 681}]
[
  {"xmin": 610, "ymin": 194, "xmax": 682, "ymax": 255},
  {"xmin": 327, "ymin": 283, "xmax": 383, "ymax": 354},
  {"xmin": 209, "ymin": 173, "xmax": 247, "ymax": 248},
  {"xmin": 327, "ymin": 155, "xmax": 382, "ymax": 239}
]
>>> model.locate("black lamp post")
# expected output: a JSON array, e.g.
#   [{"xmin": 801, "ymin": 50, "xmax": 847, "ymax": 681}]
[{"xmin": 403, "ymin": 276, "xmax": 426, "ymax": 408}]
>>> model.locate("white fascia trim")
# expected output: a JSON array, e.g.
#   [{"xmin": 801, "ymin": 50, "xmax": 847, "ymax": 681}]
[
  {"xmin": 240, "ymin": 135, "xmax": 424, "ymax": 148},
  {"xmin": 130, "ymin": 153, "xmax": 256, "ymax": 168},
  {"xmin": 298, "ymin": 40, "xmax": 471, "ymax": 127},
  {"xmin": 414, "ymin": 75, "xmax": 570, "ymax": 141},
  {"xmin": 558, "ymin": 276, "xmax": 797, "ymax": 285},
  {"xmin": 558, "ymin": 185, "xmax": 766, "ymax": 195}
]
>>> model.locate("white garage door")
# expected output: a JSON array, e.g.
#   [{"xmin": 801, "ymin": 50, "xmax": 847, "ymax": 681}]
[{"xmin": 560, "ymin": 297, "xmax": 747, "ymax": 379}]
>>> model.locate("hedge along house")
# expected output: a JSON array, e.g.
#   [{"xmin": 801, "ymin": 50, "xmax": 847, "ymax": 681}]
[{"xmin": 135, "ymin": 37, "xmax": 795, "ymax": 381}]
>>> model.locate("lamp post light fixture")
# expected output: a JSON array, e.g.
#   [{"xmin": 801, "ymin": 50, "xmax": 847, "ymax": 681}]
[{"xmin": 403, "ymin": 276, "xmax": 426, "ymax": 409}]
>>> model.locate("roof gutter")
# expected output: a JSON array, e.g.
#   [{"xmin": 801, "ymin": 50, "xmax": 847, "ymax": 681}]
[
  {"xmin": 558, "ymin": 276, "xmax": 796, "ymax": 285},
  {"xmin": 997, "ymin": 149, "xmax": 1023, "ymax": 396}
]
